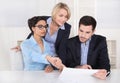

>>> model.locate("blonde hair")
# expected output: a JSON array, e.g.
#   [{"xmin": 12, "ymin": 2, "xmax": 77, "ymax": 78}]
[{"xmin": 51, "ymin": 2, "xmax": 71, "ymax": 20}]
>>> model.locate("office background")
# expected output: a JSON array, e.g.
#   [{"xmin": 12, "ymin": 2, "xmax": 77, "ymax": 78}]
[{"xmin": 0, "ymin": 0, "xmax": 120, "ymax": 70}]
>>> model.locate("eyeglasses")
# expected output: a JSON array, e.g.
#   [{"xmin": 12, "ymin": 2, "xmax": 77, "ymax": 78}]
[{"xmin": 35, "ymin": 24, "xmax": 48, "ymax": 30}]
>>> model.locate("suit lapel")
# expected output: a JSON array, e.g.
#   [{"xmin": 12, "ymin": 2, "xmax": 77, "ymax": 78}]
[{"xmin": 76, "ymin": 37, "xmax": 81, "ymax": 65}]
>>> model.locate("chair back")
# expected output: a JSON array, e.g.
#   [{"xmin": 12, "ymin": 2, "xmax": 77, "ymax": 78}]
[{"xmin": 10, "ymin": 50, "xmax": 24, "ymax": 70}]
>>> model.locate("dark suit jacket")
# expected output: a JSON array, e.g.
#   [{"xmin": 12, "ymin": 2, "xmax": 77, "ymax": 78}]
[
  {"xmin": 65, "ymin": 34, "xmax": 110, "ymax": 72},
  {"xmin": 27, "ymin": 16, "xmax": 71, "ymax": 64}
]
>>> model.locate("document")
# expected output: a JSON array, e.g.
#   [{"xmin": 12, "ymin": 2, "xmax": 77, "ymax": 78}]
[{"xmin": 58, "ymin": 67, "xmax": 99, "ymax": 83}]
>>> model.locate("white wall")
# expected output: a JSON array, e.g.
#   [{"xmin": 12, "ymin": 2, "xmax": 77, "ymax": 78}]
[
  {"xmin": 0, "ymin": 0, "xmax": 120, "ymax": 70},
  {"xmin": 0, "ymin": 0, "xmax": 56, "ymax": 70}
]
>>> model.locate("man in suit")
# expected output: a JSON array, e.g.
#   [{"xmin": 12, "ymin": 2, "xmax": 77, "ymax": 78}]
[{"xmin": 65, "ymin": 15, "xmax": 110, "ymax": 79}]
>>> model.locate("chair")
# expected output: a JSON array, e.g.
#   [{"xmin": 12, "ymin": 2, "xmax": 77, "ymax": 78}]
[{"xmin": 10, "ymin": 49, "xmax": 24, "ymax": 70}]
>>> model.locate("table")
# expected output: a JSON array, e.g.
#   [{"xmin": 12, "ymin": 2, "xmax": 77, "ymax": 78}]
[
  {"xmin": 0, "ymin": 70, "xmax": 60, "ymax": 83},
  {"xmin": 0, "ymin": 69, "xmax": 119, "ymax": 83}
]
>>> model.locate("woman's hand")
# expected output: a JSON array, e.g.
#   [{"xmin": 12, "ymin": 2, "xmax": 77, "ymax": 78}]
[
  {"xmin": 46, "ymin": 56, "xmax": 64, "ymax": 70},
  {"xmin": 11, "ymin": 46, "xmax": 21, "ymax": 52},
  {"xmin": 44, "ymin": 65, "xmax": 53, "ymax": 73}
]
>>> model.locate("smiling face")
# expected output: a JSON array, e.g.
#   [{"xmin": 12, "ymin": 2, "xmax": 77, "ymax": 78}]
[
  {"xmin": 32, "ymin": 20, "xmax": 47, "ymax": 37},
  {"xmin": 78, "ymin": 24, "xmax": 95, "ymax": 43},
  {"xmin": 53, "ymin": 8, "xmax": 68, "ymax": 26}
]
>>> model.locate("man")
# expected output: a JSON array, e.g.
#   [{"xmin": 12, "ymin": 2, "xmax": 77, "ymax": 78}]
[{"xmin": 65, "ymin": 15, "xmax": 110, "ymax": 79}]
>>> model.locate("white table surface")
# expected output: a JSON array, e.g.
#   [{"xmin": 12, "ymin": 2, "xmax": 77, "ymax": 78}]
[{"xmin": 0, "ymin": 69, "xmax": 119, "ymax": 83}]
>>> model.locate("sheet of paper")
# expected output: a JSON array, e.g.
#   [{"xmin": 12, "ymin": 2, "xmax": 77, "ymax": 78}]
[{"xmin": 58, "ymin": 67, "xmax": 99, "ymax": 83}]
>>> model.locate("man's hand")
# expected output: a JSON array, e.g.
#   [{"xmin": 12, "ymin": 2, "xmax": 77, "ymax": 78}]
[
  {"xmin": 46, "ymin": 56, "xmax": 64, "ymax": 70},
  {"xmin": 46, "ymin": 56, "xmax": 57, "ymax": 65},
  {"xmin": 75, "ymin": 64, "xmax": 92, "ymax": 69},
  {"xmin": 44, "ymin": 65, "xmax": 53, "ymax": 73},
  {"xmin": 93, "ymin": 69, "xmax": 107, "ymax": 80},
  {"xmin": 53, "ymin": 57, "xmax": 62, "ymax": 68}
]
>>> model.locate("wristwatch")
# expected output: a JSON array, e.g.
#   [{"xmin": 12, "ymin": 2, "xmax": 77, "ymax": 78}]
[{"xmin": 106, "ymin": 71, "xmax": 110, "ymax": 77}]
